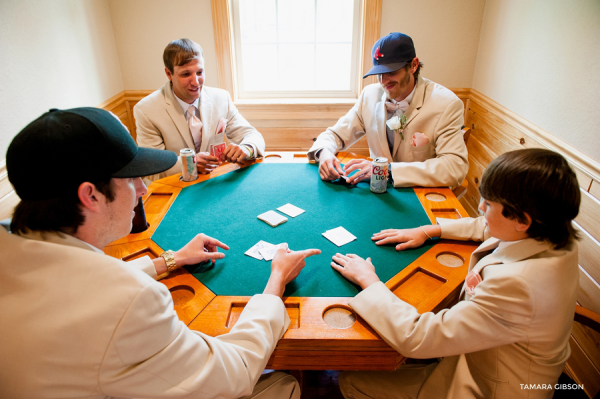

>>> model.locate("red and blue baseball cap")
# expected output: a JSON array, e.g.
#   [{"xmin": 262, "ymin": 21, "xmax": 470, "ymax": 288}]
[{"xmin": 363, "ymin": 32, "xmax": 416, "ymax": 78}]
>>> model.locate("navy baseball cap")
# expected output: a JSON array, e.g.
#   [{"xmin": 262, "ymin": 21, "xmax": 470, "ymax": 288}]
[
  {"xmin": 7, "ymin": 107, "xmax": 177, "ymax": 201},
  {"xmin": 363, "ymin": 32, "xmax": 416, "ymax": 78}
]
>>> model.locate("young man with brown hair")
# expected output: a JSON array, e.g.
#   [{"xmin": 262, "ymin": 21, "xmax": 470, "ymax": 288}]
[
  {"xmin": 135, "ymin": 38, "xmax": 265, "ymax": 180},
  {"xmin": 332, "ymin": 149, "xmax": 580, "ymax": 398}
]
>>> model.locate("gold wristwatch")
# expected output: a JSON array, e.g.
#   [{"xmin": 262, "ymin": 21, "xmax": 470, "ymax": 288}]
[{"xmin": 157, "ymin": 250, "xmax": 177, "ymax": 279}]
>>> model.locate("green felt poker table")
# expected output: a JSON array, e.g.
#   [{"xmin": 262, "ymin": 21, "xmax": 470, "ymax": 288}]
[{"xmin": 104, "ymin": 152, "xmax": 478, "ymax": 370}]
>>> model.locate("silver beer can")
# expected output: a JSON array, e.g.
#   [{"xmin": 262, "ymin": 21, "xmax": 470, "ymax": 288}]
[
  {"xmin": 180, "ymin": 148, "xmax": 198, "ymax": 182},
  {"xmin": 370, "ymin": 157, "xmax": 389, "ymax": 193}
]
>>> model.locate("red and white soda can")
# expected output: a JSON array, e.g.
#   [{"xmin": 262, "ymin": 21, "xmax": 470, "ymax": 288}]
[
  {"xmin": 370, "ymin": 157, "xmax": 389, "ymax": 193},
  {"xmin": 180, "ymin": 148, "xmax": 198, "ymax": 182}
]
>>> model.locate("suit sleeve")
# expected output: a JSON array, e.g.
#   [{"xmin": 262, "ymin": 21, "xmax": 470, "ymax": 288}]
[
  {"xmin": 223, "ymin": 93, "xmax": 266, "ymax": 157},
  {"xmin": 307, "ymin": 96, "xmax": 367, "ymax": 161},
  {"xmin": 134, "ymin": 104, "xmax": 182, "ymax": 180},
  {"xmin": 440, "ymin": 216, "xmax": 490, "ymax": 242},
  {"xmin": 124, "ymin": 256, "xmax": 157, "ymax": 279},
  {"xmin": 349, "ymin": 277, "xmax": 534, "ymax": 359},
  {"xmin": 390, "ymin": 98, "xmax": 468, "ymax": 187},
  {"xmin": 99, "ymin": 283, "xmax": 289, "ymax": 398}
]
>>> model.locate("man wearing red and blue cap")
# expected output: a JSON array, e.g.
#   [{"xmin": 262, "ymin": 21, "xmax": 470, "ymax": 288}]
[{"xmin": 308, "ymin": 32, "xmax": 468, "ymax": 188}]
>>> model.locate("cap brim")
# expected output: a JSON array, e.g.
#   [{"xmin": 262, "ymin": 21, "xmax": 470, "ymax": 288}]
[
  {"xmin": 363, "ymin": 61, "xmax": 409, "ymax": 78},
  {"xmin": 111, "ymin": 147, "xmax": 178, "ymax": 178}
]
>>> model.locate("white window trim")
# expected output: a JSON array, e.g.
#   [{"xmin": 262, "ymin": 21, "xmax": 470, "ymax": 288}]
[
  {"xmin": 231, "ymin": 0, "xmax": 362, "ymax": 99},
  {"xmin": 211, "ymin": 0, "xmax": 381, "ymax": 103}
]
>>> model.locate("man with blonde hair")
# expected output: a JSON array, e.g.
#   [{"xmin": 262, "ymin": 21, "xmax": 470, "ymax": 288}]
[{"xmin": 135, "ymin": 38, "xmax": 265, "ymax": 180}]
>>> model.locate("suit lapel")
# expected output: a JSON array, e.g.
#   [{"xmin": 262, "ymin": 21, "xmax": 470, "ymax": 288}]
[
  {"xmin": 391, "ymin": 76, "xmax": 425, "ymax": 159},
  {"xmin": 163, "ymin": 84, "xmax": 195, "ymax": 149},
  {"xmin": 199, "ymin": 88, "xmax": 213, "ymax": 152},
  {"xmin": 377, "ymin": 91, "xmax": 393, "ymax": 161},
  {"xmin": 461, "ymin": 237, "xmax": 554, "ymax": 299}
]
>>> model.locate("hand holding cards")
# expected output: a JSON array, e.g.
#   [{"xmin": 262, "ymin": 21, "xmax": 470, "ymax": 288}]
[{"xmin": 210, "ymin": 143, "xmax": 226, "ymax": 161}]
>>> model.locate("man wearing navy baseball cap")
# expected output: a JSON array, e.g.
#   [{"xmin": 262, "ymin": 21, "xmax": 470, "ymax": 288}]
[
  {"xmin": 308, "ymin": 32, "xmax": 468, "ymax": 188},
  {"xmin": 0, "ymin": 107, "xmax": 318, "ymax": 398}
]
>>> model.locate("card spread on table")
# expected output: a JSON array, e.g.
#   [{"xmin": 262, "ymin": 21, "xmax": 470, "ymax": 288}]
[
  {"xmin": 322, "ymin": 226, "xmax": 357, "ymax": 247},
  {"xmin": 210, "ymin": 143, "xmax": 226, "ymax": 159},
  {"xmin": 245, "ymin": 240, "xmax": 282, "ymax": 261},
  {"xmin": 277, "ymin": 203, "xmax": 305, "ymax": 217},
  {"xmin": 257, "ymin": 210, "xmax": 288, "ymax": 227},
  {"xmin": 258, "ymin": 243, "xmax": 281, "ymax": 261},
  {"xmin": 245, "ymin": 240, "xmax": 271, "ymax": 260}
]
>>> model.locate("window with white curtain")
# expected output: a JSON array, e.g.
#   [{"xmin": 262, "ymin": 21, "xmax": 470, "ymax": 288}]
[{"xmin": 232, "ymin": 0, "xmax": 361, "ymax": 99}]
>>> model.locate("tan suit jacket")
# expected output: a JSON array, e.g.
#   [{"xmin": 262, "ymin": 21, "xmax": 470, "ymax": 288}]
[
  {"xmin": 0, "ymin": 228, "xmax": 289, "ymax": 398},
  {"xmin": 349, "ymin": 217, "xmax": 578, "ymax": 399},
  {"xmin": 308, "ymin": 77, "xmax": 468, "ymax": 187},
  {"xmin": 135, "ymin": 83, "xmax": 265, "ymax": 181}
]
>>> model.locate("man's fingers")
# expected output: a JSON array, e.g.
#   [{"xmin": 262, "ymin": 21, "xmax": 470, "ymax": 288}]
[
  {"xmin": 207, "ymin": 238, "xmax": 229, "ymax": 251},
  {"xmin": 326, "ymin": 162, "xmax": 340, "ymax": 179},
  {"xmin": 332, "ymin": 254, "xmax": 346, "ymax": 266},
  {"xmin": 376, "ymin": 229, "xmax": 397, "ymax": 234},
  {"xmin": 205, "ymin": 251, "xmax": 225, "ymax": 264},
  {"xmin": 344, "ymin": 159, "xmax": 362, "ymax": 167},
  {"xmin": 331, "ymin": 262, "xmax": 344, "ymax": 272},
  {"xmin": 396, "ymin": 241, "xmax": 418, "ymax": 251},
  {"xmin": 298, "ymin": 248, "xmax": 321, "ymax": 258}
]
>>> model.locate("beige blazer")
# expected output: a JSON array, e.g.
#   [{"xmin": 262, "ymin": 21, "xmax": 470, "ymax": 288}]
[
  {"xmin": 349, "ymin": 217, "xmax": 579, "ymax": 399},
  {"xmin": 134, "ymin": 83, "xmax": 266, "ymax": 181},
  {"xmin": 0, "ymin": 228, "xmax": 289, "ymax": 398},
  {"xmin": 308, "ymin": 77, "xmax": 468, "ymax": 187}
]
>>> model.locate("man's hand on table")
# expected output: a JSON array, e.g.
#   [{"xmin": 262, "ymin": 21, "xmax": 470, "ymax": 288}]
[
  {"xmin": 223, "ymin": 143, "xmax": 250, "ymax": 163},
  {"xmin": 263, "ymin": 243, "xmax": 321, "ymax": 298},
  {"xmin": 152, "ymin": 233, "xmax": 229, "ymax": 276},
  {"xmin": 318, "ymin": 150, "xmax": 371, "ymax": 184},
  {"xmin": 318, "ymin": 149, "xmax": 344, "ymax": 181},
  {"xmin": 175, "ymin": 233, "xmax": 230, "ymax": 266},
  {"xmin": 196, "ymin": 152, "xmax": 219, "ymax": 174},
  {"xmin": 372, "ymin": 226, "xmax": 442, "ymax": 251},
  {"xmin": 331, "ymin": 253, "xmax": 380, "ymax": 290},
  {"xmin": 343, "ymin": 159, "xmax": 371, "ymax": 185}
]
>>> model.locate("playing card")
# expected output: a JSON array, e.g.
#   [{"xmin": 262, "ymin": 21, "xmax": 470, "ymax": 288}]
[
  {"xmin": 258, "ymin": 242, "xmax": 281, "ymax": 261},
  {"xmin": 210, "ymin": 143, "xmax": 226, "ymax": 160},
  {"xmin": 257, "ymin": 210, "xmax": 288, "ymax": 227},
  {"xmin": 322, "ymin": 226, "xmax": 357, "ymax": 247},
  {"xmin": 244, "ymin": 240, "xmax": 272, "ymax": 260},
  {"xmin": 277, "ymin": 203, "xmax": 305, "ymax": 217}
]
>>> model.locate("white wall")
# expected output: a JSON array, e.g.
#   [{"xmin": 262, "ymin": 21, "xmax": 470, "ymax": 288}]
[
  {"xmin": 380, "ymin": 0, "xmax": 486, "ymax": 88},
  {"xmin": 0, "ymin": 0, "xmax": 124, "ymax": 158},
  {"xmin": 107, "ymin": 0, "xmax": 219, "ymax": 90},
  {"xmin": 472, "ymin": 0, "xmax": 600, "ymax": 160},
  {"xmin": 108, "ymin": 0, "xmax": 485, "ymax": 91}
]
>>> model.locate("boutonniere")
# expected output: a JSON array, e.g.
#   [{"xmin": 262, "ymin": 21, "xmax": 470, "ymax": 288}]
[{"xmin": 386, "ymin": 114, "xmax": 407, "ymax": 140}]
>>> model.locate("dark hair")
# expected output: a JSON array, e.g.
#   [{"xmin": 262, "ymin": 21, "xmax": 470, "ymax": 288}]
[
  {"xmin": 479, "ymin": 149, "xmax": 580, "ymax": 249},
  {"xmin": 10, "ymin": 179, "xmax": 115, "ymax": 235},
  {"xmin": 404, "ymin": 58, "xmax": 424, "ymax": 80},
  {"xmin": 163, "ymin": 38, "xmax": 204, "ymax": 74}
]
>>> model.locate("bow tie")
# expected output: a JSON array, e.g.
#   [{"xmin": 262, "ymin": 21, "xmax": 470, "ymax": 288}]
[{"xmin": 385, "ymin": 99, "xmax": 409, "ymax": 113}]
